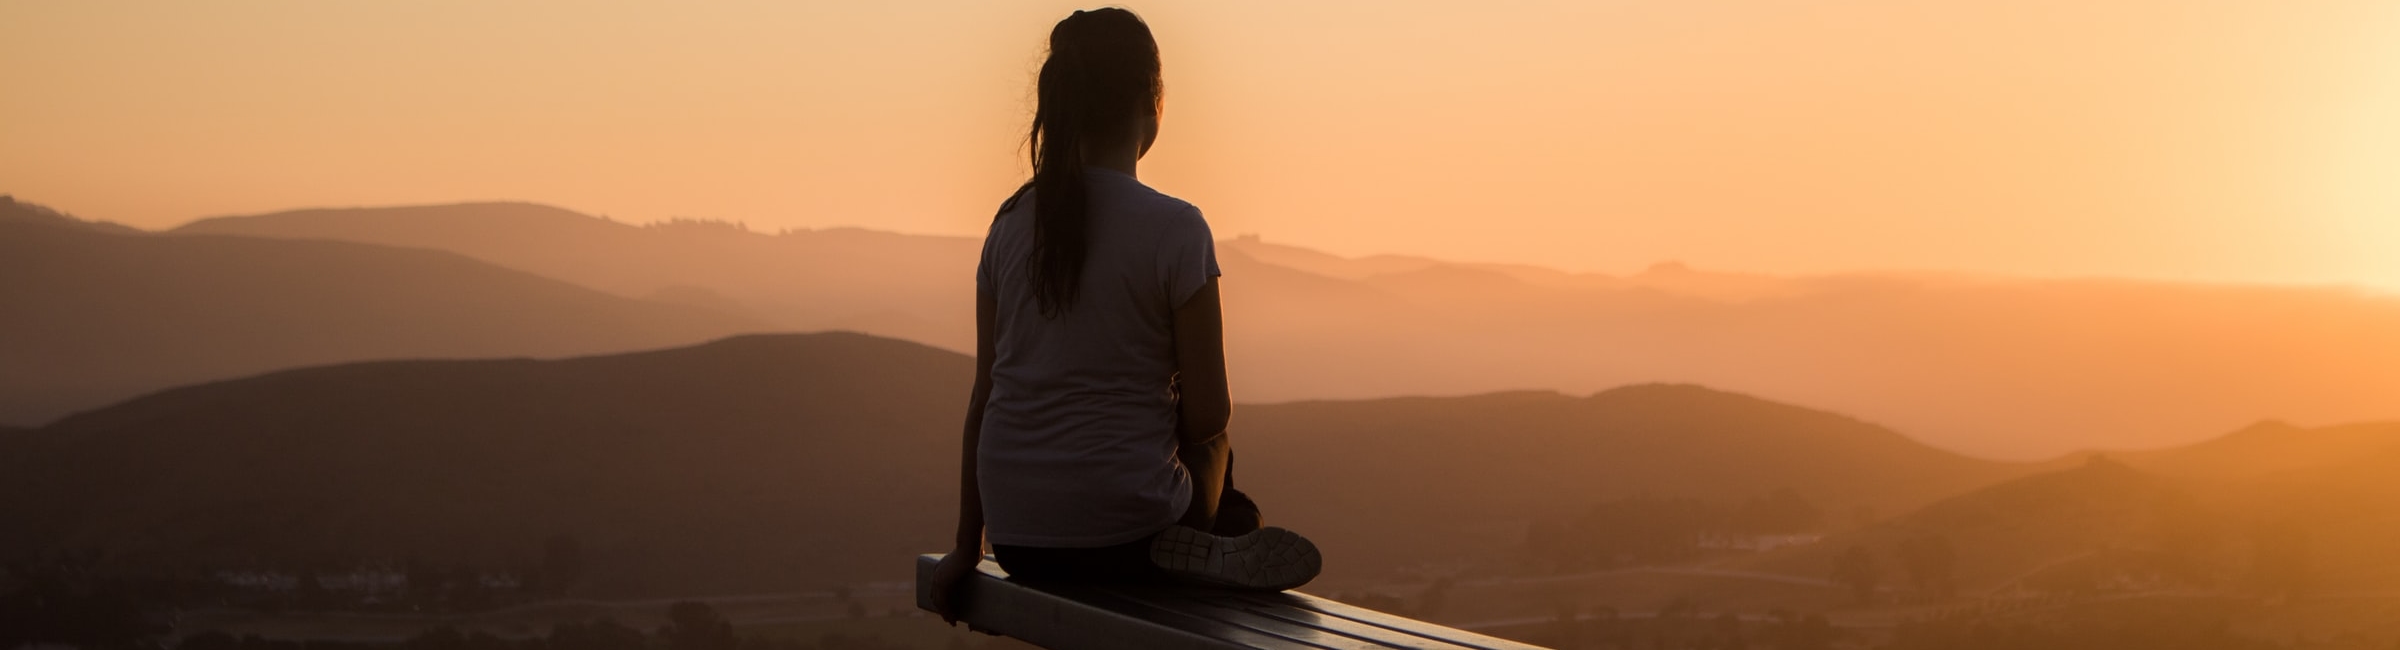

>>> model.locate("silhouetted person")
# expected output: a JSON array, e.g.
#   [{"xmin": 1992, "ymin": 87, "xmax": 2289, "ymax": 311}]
[{"xmin": 929, "ymin": 8, "xmax": 1321, "ymax": 620}]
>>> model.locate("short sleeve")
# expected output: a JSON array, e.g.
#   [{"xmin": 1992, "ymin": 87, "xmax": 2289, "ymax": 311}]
[
  {"xmin": 976, "ymin": 232, "xmax": 995, "ymax": 293},
  {"xmin": 978, "ymin": 188, "xmax": 1025, "ymax": 294},
  {"xmin": 1157, "ymin": 207, "xmax": 1221, "ymax": 308}
]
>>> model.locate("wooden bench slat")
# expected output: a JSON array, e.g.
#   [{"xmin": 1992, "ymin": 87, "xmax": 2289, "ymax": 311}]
[
  {"xmin": 915, "ymin": 554, "xmax": 1552, "ymax": 650},
  {"xmin": 1166, "ymin": 593, "xmax": 1486, "ymax": 650},
  {"xmin": 917, "ymin": 554, "xmax": 1319, "ymax": 650},
  {"xmin": 1220, "ymin": 592, "xmax": 1546, "ymax": 650},
  {"xmin": 1071, "ymin": 585, "xmax": 1367, "ymax": 650}
]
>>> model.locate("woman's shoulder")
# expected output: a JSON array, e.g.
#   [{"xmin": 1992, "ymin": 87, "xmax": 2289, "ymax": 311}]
[{"xmin": 1089, "ymin": 170, "xmax": 1204, "ymax": 224}]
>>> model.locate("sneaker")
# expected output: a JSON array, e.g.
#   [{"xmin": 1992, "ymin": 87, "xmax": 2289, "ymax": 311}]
[{"xmin": 1149, "ymin": 524, "xmax": 1322, "ymax": 591}]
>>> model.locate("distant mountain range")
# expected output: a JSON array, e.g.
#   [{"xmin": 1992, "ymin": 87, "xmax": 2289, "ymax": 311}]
[
  {"xmin": 170, "ymin": 200, "xmax": 2400, "ymax": 458},
  {"xmin": 175, "ymin": 202, "xmax": 981, "ymax": 347},
  {"xmin": 0, "ymin": 197, "xmax": 763, "ymax": 426},
  {"xmin": 0, "ymin": 332, "xmax": 2039, "ymax": 594}
]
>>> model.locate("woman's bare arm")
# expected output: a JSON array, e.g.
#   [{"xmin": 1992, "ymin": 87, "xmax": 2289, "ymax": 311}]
[
  {"xmin": 1172, "ymin": 277, "xmax": 1231, "ymax": 529},
  {"xmin": 955, "ymin": 285, "xmax": 998, "ymax": 550},
  {"xmin": 1174, "ymin": 277, "xmax": 1231, "ymax": 442},
  {"xmin": 929, "ymin": 284, "xmax": 998, "ymax": 622}
]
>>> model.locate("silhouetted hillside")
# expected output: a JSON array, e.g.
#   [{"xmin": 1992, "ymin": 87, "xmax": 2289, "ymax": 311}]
[
  {"xmin": 0, "ymin": 333, "xmax": 971, "ymax": 595},
  {"xmin": 169, "ymin": 202, "xmax": 2400, "ymax": 458},
  {"xmin": 1237, "ymin": 385, "xmax": 2030, "ymax": 574},
  {"xmin": 0, "ymin": 195, "xmax": 143, "ymax": 234},
  {"xmin": 0, "ymin": 201, "xmax": 761, "ymax": 426},
  {"xmin": 0, "ymin": 334, "xmax": 2025, "ymax": 593}
]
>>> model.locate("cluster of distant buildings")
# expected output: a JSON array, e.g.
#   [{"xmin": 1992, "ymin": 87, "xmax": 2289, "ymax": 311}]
[
  {"xmin": 1695, "ymin": 533, "xmax": 1825, "ymax": 552},
  {"xmin": 212, "ymin": 567, "xmax": 522, "ymax": 596}
]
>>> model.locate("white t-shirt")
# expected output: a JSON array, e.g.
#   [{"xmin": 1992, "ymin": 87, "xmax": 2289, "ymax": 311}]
[{"xmin": 975, "ymin": 169, "xmax": 1222, "ymax": 548}]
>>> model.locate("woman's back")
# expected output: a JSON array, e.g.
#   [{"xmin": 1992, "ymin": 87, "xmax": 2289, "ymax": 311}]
[
  {"xmin": 973, "ymin": 169, "xmax": 1219, "ymax": 548},
  {"xmin": 927, "ymin": 10, "xmax": 1315, "ymax": 620}
]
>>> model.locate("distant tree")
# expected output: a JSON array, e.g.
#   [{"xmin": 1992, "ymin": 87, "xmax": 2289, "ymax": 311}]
[
  {"xmin": 666, "ymin": 601, "xmax": 738, "ymax": 650},
  {"xmin": 405, "ymin": 556, "xmax": 445, "ymax": 610},
  {"xmin": 550, "ymin": 617, "xmax": 646, "ymax": 650},
  {"xmin": 1829, "ymin": 546, "xmax": 1877, "ymax": 605},
  {"xmin": 1764, "ymin": 610, "xmax": 1834, "ymax": 650},
  {"xmin": 294, "ymin": 568, "xmax": 331, "ymax": 611},
  {"xmin": 1896, "ymin": 535, "xmax": 1956, "ymax": 598},
  {"xmin": 1733, "ymin": 488, "xmax": 1822, "ymax": 534},
  {"xmin": 1710, "ymin": 611, "xmax": 1744, "ymax": 650},
  {"xmin": 181, "ymin": 631, "xmax": 242, "ymax": 650},
  {"xmin": 404, "ymin": 627, "xmax": 467, "ymax": 650},
  {"xmin": 0, "ymin": 560, "xmax": 157, "ymax": 648},
  {"xmin": 542, "ymin": 535, "xmax": 585, "ymax": 598},
  {"xmin": 815, "ymin": 633, "xmax": 912, "ymax": 650},
  {"xmin": 2249, "ymin": 517, "xmax": 2310, "ymax": 599},
  {"xmin": 1568, "ymin": 496, "xmax": 1722, "ymax": 568},
  {"xmin": 2147, "ymin": 490, "xmax": 2223, "ymax": 585},
  {"xmin": 1522, "ymin": 517, "xmax": 1568, "ymax": 571},
  {"xmin": 1848, "ymin": 505, "xmax": 1877, "ymax": 531},
  {"xmin": 444, "ymin": 565, "xmax": 494, "ymax": 612},
  {"xmin": 1415, "ymin": 578, "xmax": 1454, "ymax": 618}
]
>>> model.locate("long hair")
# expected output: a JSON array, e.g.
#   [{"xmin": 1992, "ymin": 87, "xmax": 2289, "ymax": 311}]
[{"xmin": 1025, "ymin": 7, "xmax": 1162, "ymax": 318}]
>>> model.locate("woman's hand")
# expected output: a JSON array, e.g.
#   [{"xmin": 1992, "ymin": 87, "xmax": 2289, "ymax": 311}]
[{"xmin": 928, "ymin": 546, "xmax": 983, "ymax": 624}]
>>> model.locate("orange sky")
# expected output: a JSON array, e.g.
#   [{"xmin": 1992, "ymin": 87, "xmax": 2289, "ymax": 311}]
[{"xmin": 4, "ymin": 1, "xmax": 2396, "ymax": 289}]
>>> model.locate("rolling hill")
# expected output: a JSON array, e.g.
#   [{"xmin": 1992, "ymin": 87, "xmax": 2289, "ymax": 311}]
[
  {"xmin": 0, "ymin": 198, "xmax": 763, "ymax": 426},
  {"xmin": 1232, "ymin": 386, "xmax": 2032, "ymax": 575},
  {"xmin": 1732, "ymin": 418, "xmax": 2400, "ymax": 600},
  {"xmin": 0, "ymin": 332, "xmax": 972, "ymax": 595},
  {"xmin": 0, "ymin": 332, "xmax": 2032, "ymax": 594},
  {"xmin": 2118, "ymin": 420, "xmax": 2400, "ymax": 480},
  {"xmin": 170, "ymin": 201, "xmax": 2400, "ymax": 458}
]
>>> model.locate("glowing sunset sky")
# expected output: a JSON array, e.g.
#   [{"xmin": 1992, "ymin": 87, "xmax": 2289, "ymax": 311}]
[{"xmin": 4, "ymin": 1, "xmax": 2395, "ymax": 288}]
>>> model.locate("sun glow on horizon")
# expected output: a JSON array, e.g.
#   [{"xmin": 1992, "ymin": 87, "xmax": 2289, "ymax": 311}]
[{"xmin": 3, "ymin": 0, "xmax": 2398, "ymax": 290}]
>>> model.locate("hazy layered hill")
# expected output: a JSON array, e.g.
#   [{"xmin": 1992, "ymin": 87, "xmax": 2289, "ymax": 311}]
[
  {"xmin": 0, "ymin": 199, "xmax": 761, "ymax": 426},
  {"xmin": 1737, "ymin": 457, "xmax": 2181, "ymax": 592},
  {"xmin": 1232, "ymin": 386, "xmax": 2033, "ymax": 575},
  {"xmin": 175, "ymin": 202, "xmax": 982, "ymax": 346},
  {"xmin": 1730, "ymin": 419, "xmax": 2400, "ymax": 601},
  {"xmin": 2116, "ymin": 420, "xmax": 2400, "ymax": 479},
  {"xmin": 173, "ymin": 201, "xmax": 2400, "ymax": 458},
  {"xmin": 0, "ymin": 332, "xmax": 2028, "ymax": 593}
]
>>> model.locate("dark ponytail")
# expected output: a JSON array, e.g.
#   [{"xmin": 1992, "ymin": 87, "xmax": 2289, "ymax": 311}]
[{"xmin": 1026, "ymin": 7, "xmax": 1161, "ymax": 318}]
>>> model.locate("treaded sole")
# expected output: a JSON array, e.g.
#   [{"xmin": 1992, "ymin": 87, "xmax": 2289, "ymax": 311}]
[{"xmin": 1150, "ymin": 525, "xmax": 1323, "ymax": 591}]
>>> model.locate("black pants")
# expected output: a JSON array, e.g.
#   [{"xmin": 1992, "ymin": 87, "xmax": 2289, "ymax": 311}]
[{"xmin": 994, "ymin": 455, "xmax": 1262, "ymax": 583}]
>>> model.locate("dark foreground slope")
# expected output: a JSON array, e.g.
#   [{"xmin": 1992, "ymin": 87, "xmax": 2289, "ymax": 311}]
[
  {"xmin": 0, "ymin": 333, "xmax": 970, "ymax": 594},
  {"xmin": 0, "ymin": 199, "xmax": 760, "ymax": 426},
  {"xmin": 0, "ymin": 332, "xmax": 2028, "ymax": 594}
]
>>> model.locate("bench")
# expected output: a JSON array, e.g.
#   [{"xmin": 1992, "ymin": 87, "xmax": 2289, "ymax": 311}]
[{"xmin": 914, "ymin": 554, "xmax": 1549, "ymax": 650}]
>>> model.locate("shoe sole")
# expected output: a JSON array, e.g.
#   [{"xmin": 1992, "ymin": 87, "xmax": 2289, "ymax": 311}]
[{"xmin": 1150, "ymin": 525, "xmax": 1322, "ymax": 591}]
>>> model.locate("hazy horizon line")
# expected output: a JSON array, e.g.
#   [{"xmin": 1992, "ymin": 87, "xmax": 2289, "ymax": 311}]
[{"xmin": 21, "ymin": 193, "xmax": 2398, "ymax": 295}]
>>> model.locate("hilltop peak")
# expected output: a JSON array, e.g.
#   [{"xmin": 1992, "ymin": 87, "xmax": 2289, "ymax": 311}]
[{"xmin": 0, "ymin": 195, "xmax": 144, "ymax": 234}]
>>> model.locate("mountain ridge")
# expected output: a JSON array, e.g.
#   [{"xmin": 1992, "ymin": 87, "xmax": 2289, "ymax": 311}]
[{"xmin": 0, "ymin": 199, "xmax": 765, "ymax": 427}]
